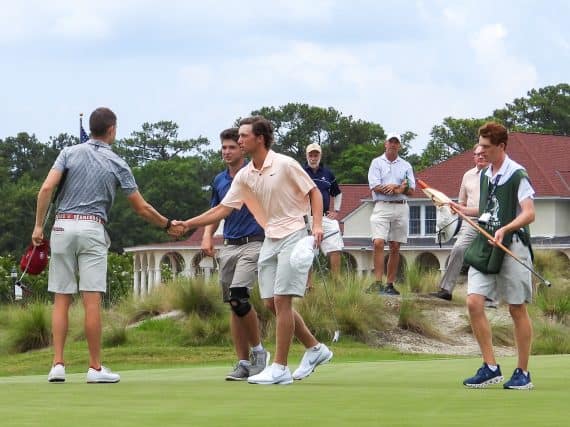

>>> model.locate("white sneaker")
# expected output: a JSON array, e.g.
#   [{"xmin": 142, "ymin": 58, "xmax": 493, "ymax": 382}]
[
  {"xmin": 86, "ymin": 365, "xmax": 121, "ymax": 383},
  {"xmin": 48, "ymin": 364, "xmax": 66, "ymax": 383},
  {"xmin": 247, "ymin": 363, "xmax": 293, "ymax": 385},
  {"xmin": 292, "ymin": 343, "xmax": 333, "ymax": 380}
]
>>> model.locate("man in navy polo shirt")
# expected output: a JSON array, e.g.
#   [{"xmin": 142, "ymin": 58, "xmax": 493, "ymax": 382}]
[
  {"xmin": 304, "ymin": 143, "xmax": 344, "ymax": 281},
  {"xmin": 201, "ymin": 127, "xmax": 269, "ymax": 381}
]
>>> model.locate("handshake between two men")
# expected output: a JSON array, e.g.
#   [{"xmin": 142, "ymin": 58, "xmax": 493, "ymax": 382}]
[{"xmin": 166, "ymin": 220, "xmax": 190, "ymax": 238}]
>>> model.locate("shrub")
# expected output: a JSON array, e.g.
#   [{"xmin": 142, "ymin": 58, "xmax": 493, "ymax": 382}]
[
  {"xmin": 119, "ymin": 288, "xmax": 172, "ymax": 324},
  {"xmin": 401, "ymin": 262, "xmax": 440, "ymax": 294},
  {"xmin": 532, "ymin": 320, "xmax": 570, "ymax": 355},
  {"xmin": 297, "ymin": 275, "xmax": 391, "ymax": 342},
  {"xmin": 8, "ymin": 303, "xmax": 51, "ymax": 353},
  {"xmin": 102, "ymin": 310, "xmax": 129, "ymax": 347},
  {"xmin": 535, "ymin": 287, "xmax": 570, "ymax": 324},
  {"xmin": 170, "ymin": 277, "xmax": 224, "ymax": 318},
  {"xmin": 181, "ymin": 313, "xmax": 231, "ymax": 346},
  {"xmin": 533, "ymin": 250, "xmax": 570, "ymax": 279},
  {"xmin": 398, "ymin": 296, "xmax": 443, "ymax": 340},
  {"xmin": 105, "ymin": 252, "xmax": 134, "ymax": 306}
]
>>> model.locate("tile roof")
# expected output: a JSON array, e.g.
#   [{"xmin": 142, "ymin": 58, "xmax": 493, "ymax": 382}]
[
  {"xmin": 412, "ymin": 132, "xmax": 570, "ymax": 198},
  {"xmin": 128, "ymin": 132, "xmax": 569, "ymax": 250}
]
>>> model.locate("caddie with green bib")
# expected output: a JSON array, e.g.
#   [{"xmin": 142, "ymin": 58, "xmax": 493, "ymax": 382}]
[{"xmin": 455, "ymin": 122, "xmax": 536, "ymax": 391}]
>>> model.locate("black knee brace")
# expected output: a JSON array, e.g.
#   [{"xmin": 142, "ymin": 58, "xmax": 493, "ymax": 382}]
[{"xmin": 229, "ymin": 287, "xmax": 252, "ymax": 317}]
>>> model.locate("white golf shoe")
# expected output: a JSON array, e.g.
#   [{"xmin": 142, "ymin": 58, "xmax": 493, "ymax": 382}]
[
  {"xmin": 48, "ymin": 364, "xmax": 66, "ymax": 383},
  {"xmin": 292, "ymin": 343, "xmax": 333, "ymax": 380},
  {"xmin": 86, "ymin": 365, "xmax": 121, "ymax": 383},
  {"xmin": 248, "ymin": 363, "xmax": 293, "ymax": 385}
]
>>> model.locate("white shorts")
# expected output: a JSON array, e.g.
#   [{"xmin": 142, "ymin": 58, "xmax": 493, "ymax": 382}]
[
  {"xmin": 48, "ymin": 218, "xmax": 110, "ymax": 294},
  {"xmin": 257, "ymin": 229, "xmax": 308, "ymax": 299},
  {"xmin": 308, "ymin": 215, "xmax": 344, "ymax": 255},
  {"xmin": 467, "ymin": 235, "xmax": 533, "ymax": 304},
  {"xmin": 370, "ymin": 201, "xmax": 409, "ymax": 243}
]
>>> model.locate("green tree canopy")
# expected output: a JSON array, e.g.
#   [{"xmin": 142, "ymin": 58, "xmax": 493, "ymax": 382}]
[
  {"xmin": 493, "ymin": 83, "xmax": 570, "ymax": 135},
  {"xmin": 114, "ymin": 121, "xmax": 210, "ymax": 167},
  {"xmin": 107, "ymin": 157, "xmax": 211, "ymax": 250},
  {"xmin": 250, "ymin": 103, "xmax": 400, "ymax": 163},
  {"xmin": 0, "ymin": 176, "xmax": 41, "ymax": 256},
  {"xmin": 0, "ymin": 133, "xmax": 57, "ymax": 182},
  {"xmin": 247, "ymin": 103, "xmax": 417, "ymax": 184},
  {"xmin": 417, "ymin": 117, "xmax": 490, "ymax": 170}
]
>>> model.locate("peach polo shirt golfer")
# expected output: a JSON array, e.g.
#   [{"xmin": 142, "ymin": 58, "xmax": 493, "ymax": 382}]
[{"xmin": 221, "ymin": 150, "xmax": 317, "ymax": 297}]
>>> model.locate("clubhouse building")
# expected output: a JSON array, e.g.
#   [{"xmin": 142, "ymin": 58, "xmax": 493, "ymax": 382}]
[{"xmin": 125, "ymin": 132, "xmax": 570, "ymax": 297}]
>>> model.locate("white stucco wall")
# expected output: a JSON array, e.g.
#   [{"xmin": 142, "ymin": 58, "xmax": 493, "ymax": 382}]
[
  {"xmin": 554, "ymin": 200, "xmax": 570, "ymax": 236},
  {"xmin": 342, "ymin": 201, "xmax": 374, "ymax": 237}
]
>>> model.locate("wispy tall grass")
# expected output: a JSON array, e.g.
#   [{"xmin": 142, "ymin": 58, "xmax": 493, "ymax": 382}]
[
  {"xmin": 398, "ymin": 296, "xmax": 443, "ymax": 340},
  {"xmin": 296, "ymin": 274, "xmax": 391, "ymax": 342},
  {"xmin": 7, "ymin": 303, "xmax": 51, "ymax": 353},
  {"xmin": 532, "ymin": 320, "xmax": 570, "ymax": 354},
  {"xmin": 169, "ymin": 277, "xmax": 225, "ymax": 318},
  {"xmin": 533, "ymin": 250, "xmax": 570, "ymax": 279},
  {"xmin": 401, "ymin": 263, "xmax": 440, "ymax": 294},
  {"xmin": 535, "ymin": 287, "xmax": 570, "ymax": 324}
]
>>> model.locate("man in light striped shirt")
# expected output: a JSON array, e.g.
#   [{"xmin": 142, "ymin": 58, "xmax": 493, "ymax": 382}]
[
  {"xmin": 367, "ymin": 133, "xmax": 416, "ymax": 296},
  {"xmin": 33, "ymin": 107, "xmax": 180, "ymax": 384}
]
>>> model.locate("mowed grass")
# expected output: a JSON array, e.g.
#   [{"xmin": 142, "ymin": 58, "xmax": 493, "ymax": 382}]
[{"xmin": 0, "ymin": 355, "xmax": 567, "ymax": 427}]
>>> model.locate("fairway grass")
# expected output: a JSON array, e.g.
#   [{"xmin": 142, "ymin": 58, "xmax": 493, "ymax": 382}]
[{"xmin": 0, "ymin": 355, "xmax": 567, "ymax": 427}]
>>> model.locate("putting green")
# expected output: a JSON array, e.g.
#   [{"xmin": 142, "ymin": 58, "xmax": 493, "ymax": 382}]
[{"xmin": 0, "ymin": 355, "xmax": 566, "ymax": 427}]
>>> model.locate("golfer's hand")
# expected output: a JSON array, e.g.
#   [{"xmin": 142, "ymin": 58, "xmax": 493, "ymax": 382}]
[
  {"xmin": 373, "ymin": 184, "xmax": 386, "ymax": 194},
  {"xmin": 201, "ymin": 236, "xmax": 215, "ymax": 257},
  {"xmin": 490, "ymin": 227, "xmax": 506, "ymax": 247},
  {"xmin": 167, "ymin": 220, "xmax": 185, "ymax": 237},
  {"xmin": 32, "ymin": 226, "xmax": 44, "ymax": 246},
  {"xmin": 327, "ymin": 211, "xmax": 338, "ymax": 220},
  {"xmin": 182, "ymin": 219, "xmax": 196, "ymax": 234},
  {"xmin": 384, "ymin": 184, "xmax": 400, "ymax": 195},
  {"xmin": 312, "ymin": 225, "xmax": 323, "ymax": 247},
  {"xmin": 449, "ymin": 201, "xmax": 462, "ymax": 212}
]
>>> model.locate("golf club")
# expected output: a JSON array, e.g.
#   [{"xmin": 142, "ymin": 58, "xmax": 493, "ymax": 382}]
[
  {"xmin": 303, "ymin": 217, "xmax": 341, "ymax": 343},
  {"xmin": 18, "ymin": 169, "xmax": 69, "ymax": 293}
]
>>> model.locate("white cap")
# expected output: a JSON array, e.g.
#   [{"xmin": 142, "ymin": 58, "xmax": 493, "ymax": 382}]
[
  {"xmin": 289, "ymin": 236, "xmax": 316, "ymax": 274},
  {"xmin": 386, "ymin": 133, "xmax": 401, "ymax": 143},
  {"xmin": 306, "ymin": 143, "xmax": 322, "ymax": 153}
]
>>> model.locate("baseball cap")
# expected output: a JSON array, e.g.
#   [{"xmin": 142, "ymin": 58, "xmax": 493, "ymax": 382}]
[
  {"xmin": 306, "ymin": 143, "xmax": 322, "ymax": 154},
  {"xmin": 386, "ymin": 133, "xmax": 401, "ymax": 143},
  {"xmin": 289, "ymin": 236, "xmax": 316, "ymax": 274},
  {"xmin": 20, "ymin": 239, "xmax": 50, "ymax": 275}
]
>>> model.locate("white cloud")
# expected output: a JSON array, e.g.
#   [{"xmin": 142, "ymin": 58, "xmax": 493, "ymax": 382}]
[
  {"xmin": 470, "ymin": 24, "xmax": 537, "ymax": 101},
  {"xmin": 442, "ymin": 6, "xmax": 466, "ymax": 27},
  {"xmin": 0, "ymin": 0, "xmax": 144, "ymax": 42}
]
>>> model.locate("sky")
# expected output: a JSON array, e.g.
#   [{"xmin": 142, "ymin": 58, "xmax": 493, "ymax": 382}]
[{"xmin": 1, "ymin": 0, "xmax": 569, "ymax": 154}]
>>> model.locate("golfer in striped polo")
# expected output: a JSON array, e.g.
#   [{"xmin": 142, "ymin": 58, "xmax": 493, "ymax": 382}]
[{"xmin": 33, "ymin": 107, "xmax": 180, "ymax": 384}]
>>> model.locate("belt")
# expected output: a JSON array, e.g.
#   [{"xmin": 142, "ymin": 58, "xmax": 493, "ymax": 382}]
[
  {"xmin": 378, "ymin": 200, "xmax": 407, "ymax": 204},
  {"xmin": 56, "ymin": 213, "xmax": 106, "ymax": 224},
  {"xmin": 224, "ymin": 235, "xmax": 265, "ymax": 246}
]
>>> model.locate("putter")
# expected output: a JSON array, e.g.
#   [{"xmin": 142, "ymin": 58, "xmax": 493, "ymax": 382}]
[
  {"xmin": 304, "ymin": 216, "xmax": 341, "ymax": 342},
  {"xmin": 313, "ymin": 252, "xmax": 341, "ymax": 342}
]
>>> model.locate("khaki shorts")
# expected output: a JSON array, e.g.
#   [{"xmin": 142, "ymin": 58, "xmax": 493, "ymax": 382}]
[
  {"xmin": 467, "ymin": 235, "xmax": 532, "ymax": 304},
  {"xmin": 218, "ymin": 241, "xmax": 262, "ymax": 302},
  {"xmin": 48, "ymin": 218, "xmax": 109, "ymax": 294},
  {"xmin": 370, "ymin": 201, "xmax": 409, "ymax": 243},
  {"xmin": 308, "ymin": 215, "xmax": 344, "ymax": 254},
  {"xmin": 258, "ymin": 228, "xmax": 308, "ymax": 299}
]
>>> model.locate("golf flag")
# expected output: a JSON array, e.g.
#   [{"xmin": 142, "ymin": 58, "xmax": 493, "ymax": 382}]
[{"xmin": 80, "ymin": 113, "xmax": 89, "ymax": 143}]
